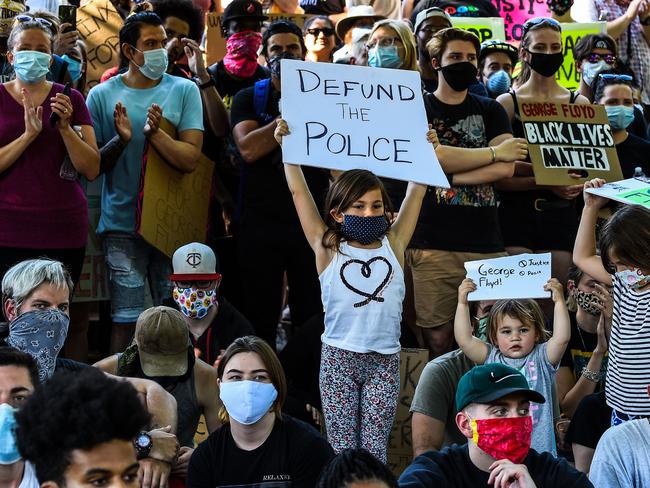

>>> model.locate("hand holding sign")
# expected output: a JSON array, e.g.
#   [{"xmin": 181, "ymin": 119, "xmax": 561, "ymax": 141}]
[{"xmin": 584, "ymin": 176, "xmax": 650, "ymax": 209}]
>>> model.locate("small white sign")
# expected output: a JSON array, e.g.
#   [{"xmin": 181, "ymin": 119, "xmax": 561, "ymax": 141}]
[
  {"xmin": 585, "ymin": 177, "xmax": 650, "ymax": 208},
  {"xmin": 465, "ymin": 253, "xmax": 552, "ymax": 301},
  {"xmin": 280, "ymin": 59, "xmax": 449, "ymax": 188}
]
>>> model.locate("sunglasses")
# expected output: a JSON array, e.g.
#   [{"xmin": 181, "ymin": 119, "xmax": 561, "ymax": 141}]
[
  {"xmin": 522, "ymin": 17, "xmax": 561, "ymax": 39},
  {"xmin": 306, "ymin": 27, "xmax": 335, "ymax": 37},
  {"xmin": 15, "ymin": 14, "xmax": 52, "ymax": 28},
  {"xmin": 174, "ymin": 279, "xmax": 220, "ymax": 291},
  {"xmin": 587, "ymin": 53, "xmax": 617, "ymax": 64}
]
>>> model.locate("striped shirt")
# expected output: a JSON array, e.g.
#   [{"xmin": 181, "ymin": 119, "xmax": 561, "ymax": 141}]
[{"xmin": 605, "ymin": 274, "xmax": 650, "ymax": 415}]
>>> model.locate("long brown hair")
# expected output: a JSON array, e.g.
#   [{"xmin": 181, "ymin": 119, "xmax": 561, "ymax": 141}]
[
  {"xmin": 515, "ymin": 18, "xmax": 562, "ymax": 87},
  {"xmin": 322, "ymin": 169, "xmax": 394, "ymax": 252},
  {"xmin": 600, "ymin": 205, "xmax": 650, "ymax": 274}
]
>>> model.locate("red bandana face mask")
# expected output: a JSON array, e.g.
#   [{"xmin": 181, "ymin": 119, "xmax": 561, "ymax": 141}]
[
  {"xmin": 223, "ymin": 30, "xmax": 262, "ymax": 78},
  {"xmin": 469, "ymin": 415, "xmax": 532, "ymax": 464}
]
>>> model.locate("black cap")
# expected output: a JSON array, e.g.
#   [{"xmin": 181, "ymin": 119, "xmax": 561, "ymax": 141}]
[{"xmin": 222, "ymin": 0, "xmax": 267, "ymax": 26}]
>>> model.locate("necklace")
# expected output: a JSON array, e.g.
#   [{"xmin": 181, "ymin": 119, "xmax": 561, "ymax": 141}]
[{"xmin": 575, "ymin": 323, "xmax": 590, "ymax": 351}]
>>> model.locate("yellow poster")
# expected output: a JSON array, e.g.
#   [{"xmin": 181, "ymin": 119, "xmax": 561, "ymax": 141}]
[
  {"xmin": 557, "ymin": 22, "xmax": 606, "ymax": 90},
  {"xmin": 451, "ymin": 17, "xmax": 506, "ymax": 43}
]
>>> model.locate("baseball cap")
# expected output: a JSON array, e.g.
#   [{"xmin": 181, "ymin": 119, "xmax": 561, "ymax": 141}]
[
  {"xmin": 414, "ymin": 7, "xmax": 452, "ymax": 33},
  {"xmin": 479, "ymin": 39, "xmax": 519, "ymax": 66},
  {"xmin": 135, "ymin": 306, "xmax": 190, "ymax": 377},
  {"xmin": 336, "ymin": 5, "xmax": 385, "ymax": 40},
  {"xmin": 456, "ymin": 363, "xmax": 546, "ymax": 412},
  {"xmin": 170, "ymin": 242, "xmax": 221, "ymax": 281},
  {"xmin": 221, "ymin": 0, "xmax": 267, "ymax": 26}
]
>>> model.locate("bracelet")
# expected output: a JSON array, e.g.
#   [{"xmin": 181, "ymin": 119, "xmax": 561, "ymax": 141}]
[
  {"xmin": 197, "ymin": 77, "xmax": 215, "ymax": 90},
  {"xmin": 581, "ymin": 367, "xmax": 602, "ymax": 383},
  {"xmin": 489, "ymin": 146, "xmax": 496, "ymax": 163}
]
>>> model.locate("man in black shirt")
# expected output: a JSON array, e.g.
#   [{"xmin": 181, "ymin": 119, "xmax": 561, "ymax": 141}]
[{"xmin": 399, "ymin": 364, "xmax": 593, "ymax": 487}]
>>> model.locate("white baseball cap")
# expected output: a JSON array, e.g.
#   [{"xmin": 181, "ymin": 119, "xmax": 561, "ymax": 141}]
[{"xmin": 170, "ymin": 242, "xmax": 221, "ymax": 281}]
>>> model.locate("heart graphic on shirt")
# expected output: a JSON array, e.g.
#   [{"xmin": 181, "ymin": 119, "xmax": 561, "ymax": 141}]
[{"xmin": 340, "ymin": 256, "xmax": 393, "ymax": 308}]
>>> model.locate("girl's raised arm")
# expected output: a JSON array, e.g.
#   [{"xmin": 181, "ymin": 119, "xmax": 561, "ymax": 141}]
[
  {"xmin": 275, "ymin": 119, "xmax": 328, "ymax": 252},
  {"xmin": 454, "ymin": 279, "xmax": 490, "ymax": 364},
  {"xmin": 544, "ymin": 278, "xmax": 571, "ymax": 366}
]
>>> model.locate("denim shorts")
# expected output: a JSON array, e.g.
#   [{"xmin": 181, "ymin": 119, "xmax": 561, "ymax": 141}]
[{"xmin": 103, "ymin": 233, "xmax": 171, "ymax": 323}]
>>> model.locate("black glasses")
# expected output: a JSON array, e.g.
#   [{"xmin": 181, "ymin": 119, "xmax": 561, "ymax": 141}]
[
  {"xmin": 15, "ymin": 14, "xmax": 52, "ymax": 28},
  {"xmin": 587, "ymin": 53, "xmax": 617, "ymax": 64},
  {"xmin": 521, "ymin": 17, "xmax": 561, "ymax": 39},
  {"xmin": 599, "ymin": 73, "xmax": 633, "ymax": 81},
  {"xmin": 306, "ymin": 27, "xmax": 335, "ymax": 37}
]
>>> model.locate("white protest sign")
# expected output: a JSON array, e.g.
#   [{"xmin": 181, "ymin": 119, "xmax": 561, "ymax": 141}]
[
  {"xmin": 585, "ymin": 177, "xmax": 650, "ymax": 208},
  {"xmin": 465, "ymin": 253, "xmax": 552, "ymax": 300},
  {"xmin": 280, "ymin": 59, "xmax": 449, "ymax": 188}
]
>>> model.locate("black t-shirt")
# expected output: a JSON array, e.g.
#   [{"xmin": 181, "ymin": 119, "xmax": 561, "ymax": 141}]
[
  {"xmin": 616, "ymin": 133, "xmax": 650, "ymax": 178},
  {"xmin": 559, "ymin": 312, "xmax": 607, "ymax": 391},
  {"xmin": 398, "ymin": 444, "xmax": 593, "ymax": 487},
  {"xmin": 230, "ymin": 85, "xmax": 330, "ymax": 228},
  {"xmin": 209, "ymin": 61, "xmax": 270, "ymax": 112},
  {"xmin": 299, "ymin": 0, "xmax": 345, "ymax": 15},
  {"xmin": 413, "ymin": 0, "xmax": 499, "ymax": 18},
  {"xmin": 411, "ymin": 92, "xmax": 511, "ymax": 252},
  {"xmin": 187, "ymin": 415, "xmax": 334, "ymax": 488}
]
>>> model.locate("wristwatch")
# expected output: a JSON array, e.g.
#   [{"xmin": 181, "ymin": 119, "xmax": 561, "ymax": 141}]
[
  {"xmin": 134, "ymin": 431, "xmax": 153, "ymax": 459},
  {"xmin": 196, "ymin": 77, "xmax": 216, "ymax": 90}
]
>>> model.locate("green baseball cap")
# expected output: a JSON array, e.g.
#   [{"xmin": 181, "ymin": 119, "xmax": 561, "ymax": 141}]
[{"xmin": 455, "ymin": 363, "xmax": 546, "ymax": 412}]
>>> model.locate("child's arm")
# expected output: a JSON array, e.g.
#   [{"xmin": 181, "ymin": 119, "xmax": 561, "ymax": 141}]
[
  {"xmin": 454, "ymin": 279, "xmax": 489, "ymax": 364},
  {"xmin": 275, "ymin": 119, "xmax": 328, "ymax": 252},
  {"xmin": 573, "ymin": 178, "xmax": 613, "ymax": 286},
  {"xmin": 544, "ymin": 278, "xmax": 571, "ymax": 366}
]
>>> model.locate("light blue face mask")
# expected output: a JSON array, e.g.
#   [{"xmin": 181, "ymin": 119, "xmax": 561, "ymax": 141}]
[
  {"xmin": 219, "ymin": 380, "xmax": 278, "ymax": 425},
  {"xmin": 368, "ymin": 46, "xmax": 402, "ymax": 69},
  {"xmin": 61, "ymin": 54, "xmax": 82, "ymax": 82},
  {"xmin": 131, "ymin": 46, "xmax": 168, "ymax": 80},
  {"xmin": 12, "ymin": 50, "xmax": 51, "ymax": 83},
  {"xmin": 581, "ymin": 60, "xmax": 612, "ymax": 86},
  {"xmin": 486, "ymin": 70, "xmax": 511, "ymax": 98},
  {"xmin": 605, "ymin": 104, "xmax": 635, "ymax": 130},
  {"xmin": 0, "ymin": 404, "xmax": 20, "ymax": 465}
]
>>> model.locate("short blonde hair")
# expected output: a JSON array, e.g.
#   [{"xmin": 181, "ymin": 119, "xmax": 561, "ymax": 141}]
[{"xmin": 369, "ymin": 19, "xmax": 418, "ymax": 72}]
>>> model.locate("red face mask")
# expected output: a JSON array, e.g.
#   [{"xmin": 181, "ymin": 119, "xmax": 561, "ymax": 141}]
[
  {"xmin": 469, "ymin": 415, "xmax": 532, "ymax": 464},
  {"xmin": 223, "ymin": 30, "xmax": 262, "ymax": 78}
]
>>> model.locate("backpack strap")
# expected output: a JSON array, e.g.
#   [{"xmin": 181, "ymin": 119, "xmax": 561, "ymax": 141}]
[{"xmin": 253, "ymin": 78, "xmax": 275, "ymax": 124}]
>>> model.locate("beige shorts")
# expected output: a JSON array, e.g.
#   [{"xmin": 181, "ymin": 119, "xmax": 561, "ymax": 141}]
[{"xmin": 407, "ymin": 249, "xmax": 507, "ymax": 328}]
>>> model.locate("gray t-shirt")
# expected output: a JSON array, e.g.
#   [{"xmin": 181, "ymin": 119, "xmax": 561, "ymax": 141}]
[
  {"xmin": 411, "ymin": 349, "xmax": 475, "ymax": 447},
  {"xmin": 487, "ymin": 342, "xmax": 557, "ymax": 456},
  {"xmin": 590, "ymin": 419, "xmax": 650, "ymax": 487}
]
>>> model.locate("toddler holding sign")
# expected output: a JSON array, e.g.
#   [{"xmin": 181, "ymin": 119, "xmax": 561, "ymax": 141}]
[
  {"xmin": 274, "ymin": 118, "xmax": 431, "ymax": 462},
  {"xmin": 454, "ymin": 278, "xmax": 570, "ymax": 455}
]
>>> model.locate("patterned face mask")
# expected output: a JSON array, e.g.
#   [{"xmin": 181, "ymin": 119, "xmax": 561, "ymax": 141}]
[
  {"xmin": 173, "ymin": 287, "xmax": 217, "ymax": 319},
  {"xmin": 340, "ymin": 214, "xmax": 389, "ymax": 245},
  {"xmin": 572, "ymin": 288, "xmax": 603, "ymax": 316},
  {"xmin": 7, "ymin": 309, "xmax": 69, "ymax": 382}
]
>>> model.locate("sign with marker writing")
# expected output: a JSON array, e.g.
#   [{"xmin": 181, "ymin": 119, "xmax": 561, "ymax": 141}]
[
  {"xmin": 494, "ymin": 0, "xmax": 549, "ymax": 42},
  {"xmin": 280, "ymin": 60, "xmax": 449, "ymax": 187},
  {"xmin": 465, "ymin": 253, "xmax": 552, "ymax": 300},
  {"xmin": 451, "ymin": 17, "xmax": 506, "ymax": 42},
  {"xmin": 585, "ymin": 177, "xmax": 650, "ymax": 209},
  {"xmin": 519, "ymin": 102, "xmax": 623, "ymax": 185}
]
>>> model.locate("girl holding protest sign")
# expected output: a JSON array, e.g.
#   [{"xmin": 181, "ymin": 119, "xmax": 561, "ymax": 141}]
[
  {"xmin": 454, "ymin": 277, "xmax": 571, "ymax": 455},
  {"xmin": 574, "ymin": 178, "xmax": 650, "ymax": 424},
  {"xmin": 496, "ymin": 17, "xmax": 590, "ymax": 289},
  {"xmin": 274, "ymin": 118, "xmax": 433, "ymax": 461}
]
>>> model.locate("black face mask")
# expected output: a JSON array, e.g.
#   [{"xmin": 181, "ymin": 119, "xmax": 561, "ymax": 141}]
[
  {"xmin": 268, "ymin": 51, "xmax": 301, "ymax": 79},
  {"xmin": 526, "ymin": 50, "xmax": 564, "ymax": 78},
  {"xmin": 438, "ymin": 62, "xmax": 478, "ymax": 92}
]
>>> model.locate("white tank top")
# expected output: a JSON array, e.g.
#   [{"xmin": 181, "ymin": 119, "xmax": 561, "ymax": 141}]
[{"xmin": 319, "ymin": 236, "xmax": 404, "ymax": 354}]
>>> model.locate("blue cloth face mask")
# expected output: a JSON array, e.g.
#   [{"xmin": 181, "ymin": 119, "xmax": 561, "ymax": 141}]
[
  {"xmin": 12, "ymin": 50, "xmax": 51, "ymax": 83},
  {"xmin": 132, "ymin": 46, "xmax": 168, "ymax": 80},
  {"xmin": 581, "ymin": 60, "xmax": 612, "ymax": 86},
  {"xmin": 341, "ymin": 214, "xmax": 389, "ymax": 245},
  {"xmin": 219, "ymin": 380, "xmax": 278, "ymax": 425},
  {"xmin": 7, "ymin": 309, "xmax": 69, "ymax": 382},
  {"xmin": 61, "ymin": 54, "xmax": 82, "ymax": 82},
  {"xmin": 368, "ymin": 46, "xmax": 402, "ymax": 69},
  {"xmin": 605, "ymin": 105, "xmax": 635, "ymax": 130},
  {"xmin": 0, "ymin": 404, "xmax": 20, "ymax": 465},
  {"xmin": 486, "ymin": 70, "xmax": 511, "ymax": 98}
]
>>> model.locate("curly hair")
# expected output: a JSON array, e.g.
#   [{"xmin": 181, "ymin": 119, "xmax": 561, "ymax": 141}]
[
  {"xmin": 150, "ymin": 0, "xmax": 204, "ymax": 42},
  {"xmin": 15, "ymin": 368, "xmax": 150, "ymax": 485},
  {"xmin": 316, "ymin": 449, "xmax": 398, "ymax": 488}
]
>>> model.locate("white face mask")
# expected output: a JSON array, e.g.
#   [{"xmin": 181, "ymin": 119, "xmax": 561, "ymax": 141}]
[{"xmin": 582, "ymin": 60, "xmax": 613, "ymax": 86}]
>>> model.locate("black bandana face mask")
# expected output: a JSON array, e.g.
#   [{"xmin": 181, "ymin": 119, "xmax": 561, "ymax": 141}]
[
  {"xmin": 268, "ymin": 51, "xmax": 301, "ymax": 79},
  {"xmin": 438, "ymin": 62, "xmax": 478, "ymax": 92},
  {"xmin": 526, "ymin": 50, "xmax": 564, "ymax": 78}
]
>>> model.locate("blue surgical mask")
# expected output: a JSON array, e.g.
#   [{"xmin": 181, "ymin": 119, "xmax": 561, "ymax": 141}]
[
  {"xmin": 61, "ymin": 54, "xmax": 82, "ymax": 82},
  {"xmin": 486, "ymin": 70, "xmax": 511, "ymax": 98},
  {"xmin": 219, "ymin": 380, "xmax": 278, "ymax": 425},
  {"xmin": 132, "ymin": 46, "xmax": 168, "ymax": 80},
  {"xmin": 0, "ymin": 404, "xmax": 20, "ymax": 465},
  {"xmin": 341, "ymin": 214, "xmax": 389, "ymax": 245},
  {"xmin": 605, "ymin": 105, "xmax": 635, "ymax": 130},
  {"xmin": 581, "ymin": 60, "xmax": 612, "ymax": 86},
  {"xmin": 368, "ymin": 46, "xmax": 402, "ymax": 69},
  {"xmin": 12, "ymin": 50, "xmax": 50, "ymax": 83},
  {"xmin": 635, "ymin": 103, "xmax": 644, "ymax": 114}
]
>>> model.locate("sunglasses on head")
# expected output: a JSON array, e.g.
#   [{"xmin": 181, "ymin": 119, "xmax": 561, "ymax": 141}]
[
  {"xmin": 521, "ymin": 17, "xmax": 561, "ymax": 39},
  {"xmin": 306, "ymin": 27, "xmax": 335, "ymax": 37},
  {"xmin": 599, "ymin": 73, "xmax": 633, "ymax": 81},
  {"xmin": 15, "ymin": 14, "xmax": 52, "ymax": 28},
  {"xmin": 587, "ymin": 53, "xmax": 616, "ymax": 64}
]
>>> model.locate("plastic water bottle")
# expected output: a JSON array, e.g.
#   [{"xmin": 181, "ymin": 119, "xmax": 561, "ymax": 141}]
[{"xmin": 634, "ymin": 167, "xmax": 646, "ymax": 178}]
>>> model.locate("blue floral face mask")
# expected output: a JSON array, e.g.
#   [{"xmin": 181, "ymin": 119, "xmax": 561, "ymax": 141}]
[{"xmin": 368, "ymin": 46, "xmax": 402, "ymax": 69}]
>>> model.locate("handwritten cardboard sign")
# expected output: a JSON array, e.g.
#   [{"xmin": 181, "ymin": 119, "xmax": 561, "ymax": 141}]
[
  {"xmin": 557, "ymin": 22, "xmax": 606, "ymax": 90},
  {"xmin": 465, "ymin": 253, "xmax": 552, "ymax": 300},
  {"xmin": 137, "ymin": 119, "xmax": 214, "ymax": 258},
  {"xmin": 519, "ymin": 102, "xmax": 623, "ymax": 186},
  {"xmin": 451, "ymin": 17, "xmax": 506, "ymax": 42},
  {"xmin": 387, "ymin": 348, "xmax": 428, "ymax": 476},
  {"xmin": 585, "ymin": 177, "xmax": 650, "ymax": 208},
  {"xmin": 281, "ymin": 60, "xmax": 449, "ymax": 187},
  {"xmin": 77, "ymin": 0, "xmax": 123, "ymax": 94}
]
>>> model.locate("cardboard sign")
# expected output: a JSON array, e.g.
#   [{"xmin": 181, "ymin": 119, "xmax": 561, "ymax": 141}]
[
  {"xmin": 137, "ymin": 119, "xmax": 214, "ymax": 258},
  {"xmin": 387, "ymin": 348, "xmax": 428, "ymax": 477},
  {"xmin": 77, "ymin": 0, "xmax": 123, "ymax": 94},
  {"xmin": 585, "ymin": 177, "xmax": 650, "ymax": 208},
  {"xmin": 492, "ymin": 0, "xmax": 549, "ymax": 42},
  {"xmin": 451, "ymin": 17, "xmax": 506, "ymax": 42},
  {"xmin": 465, "ymin": 253, "xmax": 552, "ymax": 300},
  {"xmin": 281, "ymin": 60, "xmax": 449, "ymax": 187},
  {"xmin": 519, "ymin": 102, "xmax": 623, "ymax": 186},
  {"xmin": 73, "ymin": 197, "xmax": 110, "ymax": 302},
  {"xmin": 557, "ymin": 22, "xmax": 606, "ymax": 90}
]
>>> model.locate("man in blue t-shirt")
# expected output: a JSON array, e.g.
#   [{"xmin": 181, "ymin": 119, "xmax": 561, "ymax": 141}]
[{"xmin": 87, "ymin": 11, "xmax": 204, "ymax": 353}]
